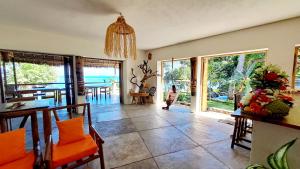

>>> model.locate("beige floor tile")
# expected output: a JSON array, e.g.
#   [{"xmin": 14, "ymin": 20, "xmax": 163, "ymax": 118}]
[
  {"xmin": 139, "ymin": 126, "xmax": 197, "ymax": 156},
  {"xmin": 103, "ymin": 132, "xmax": 152, "ymax": 168},
  {"xmin": 155, "ymin": 147, "xmax": 228, "ymax": 169},
  {"xmin": 175, "ymin": 122, "xmax": 230, "ymax": 145},
  {"xmin": 114, "ymin": 158, "xmax": 159, "ymax": 169},
  {"xmin": 204, "ymin": 139, "xmax": 250, "ymax": 169},
  {"xmin": 131, "ymin": 115, "xmax": 171, "ymax": 131}
]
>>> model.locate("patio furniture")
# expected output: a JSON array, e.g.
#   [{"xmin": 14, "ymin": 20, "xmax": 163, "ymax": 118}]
[
  {"xmin": 15, "ymin": 90, "xmax": 38, "ymax": 98},
  {"xmin": 0, "ymin": 100, "xmax": 51, "ymax": 141},
  {"xmin": 85, "ymin": 87, "xmax": 93, "ymax": 100},
  {"xmin": 44, "ymin": 103, "xmax": 105, "ymax": 169},
  {"xmin": 0, "ymin": 127, "xmax": 43, "ymax": 169},
  {"xmin": 129, "ymin": 92, "xmax": 149, "ymax": 104},
  {"xmin": 100, "ymin": 86, "xmax": 111, "ymax": 99},
  {"xmin": 147, "ymin": 87, "xmax": 156, "ymax": 103},
  {"xmin": 15, "ymin": 88, "xmax": 65, "ymax": 103},
  {"xmin": 231, "ymin": 93, "xmax": 252, "ymax": 150}
]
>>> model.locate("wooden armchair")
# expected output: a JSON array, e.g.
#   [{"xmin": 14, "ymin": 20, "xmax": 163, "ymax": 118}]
[
  {"xmin": 0, "ymin": 116, "xmax": 43, "ymax": 169},
  {"xmin": 44, "ymin": 103, "xmax": 105, "ymax": 169}
]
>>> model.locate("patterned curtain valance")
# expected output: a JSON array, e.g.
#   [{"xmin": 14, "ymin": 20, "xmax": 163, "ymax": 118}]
[
  {"xmin": 1, "ymin": 50, "xmax": 67, "ymax": 66},
  {"xmin": 83, "ymin": 57, "xmax": 121, "ymax": 68},
  {"xmin": 13, "ymin": 52, "xmax": 65, "ymax": 66}
]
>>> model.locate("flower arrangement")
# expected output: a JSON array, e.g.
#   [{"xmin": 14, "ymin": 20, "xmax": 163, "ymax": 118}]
[{"xmin": 239, "ymin": 64, "xmax": 293, "ymax": 117}]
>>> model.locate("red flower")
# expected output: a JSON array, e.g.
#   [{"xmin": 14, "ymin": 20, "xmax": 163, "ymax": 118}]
[
  {"xmin": 257, "ymin": 94, "xmax": 271, "ymax": 103},
  {"xmin": 279, "ymin": 85, "xmax": 287, "ymax": 90},
  {"xmin": 278, "ymin": 95, "xmax": 294, "ymax": 102},
  {"xmin": 265, "ymin": 72, "xmax": 278, "ymax": 81},
  {"xmin": 238, "ymin": 103, "xmax": 243, "ymax": 108},
  {"xmin": 250, "ymin": 102, "xmax": 262, "ymax": 112}
]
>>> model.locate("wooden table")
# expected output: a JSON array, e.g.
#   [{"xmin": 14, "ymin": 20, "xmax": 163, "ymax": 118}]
[
  {"xmin": 129, "ymin": 92, "xmax": 149, "ymax": 104},
  {"xmin": 231, "ymin": 94, "xmax": 300, "ymax": 167},
  {"xmin": 0, "ymin": 100, "xmax": 53, "ymax": 141},
  {"xmin": 15, "ymin": 87, "xmax": 65, "ymax": 103}
]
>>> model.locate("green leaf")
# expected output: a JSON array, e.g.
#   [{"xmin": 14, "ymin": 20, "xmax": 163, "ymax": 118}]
[
  {"xmin": 272, "ymin": 138, "xmax": 297, "ymax": 169},
  {"xmin": 246, "ymin": 164, "xmax": 268, "ymax": 169},
  {"xmin": 266, "ymin": 139, "xmax": 297, "ymax": 169},
  {"xmin": 267, "ymin": 154, "xmax": 280, "ymax": 169}
]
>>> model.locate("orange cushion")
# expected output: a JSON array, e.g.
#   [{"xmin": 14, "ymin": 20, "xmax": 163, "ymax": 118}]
[
  {"xmin": 52, "ymin": 135, "xmax": 98, "ymax": 169},
  {"xmin": 0, "ymin": 151, "xmax": 34, "ymax": 169},
  {"xmin": 56, "ymin": 117, "xmax": 85, "ymax": 145},
  {"xmin": 0, "ymin": 128, "xmax": 26, "ymax": 165}
]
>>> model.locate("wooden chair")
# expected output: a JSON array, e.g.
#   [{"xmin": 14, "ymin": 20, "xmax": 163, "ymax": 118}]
[
  {"xmin": 100, "ymin": 87, "xmax": 111, "ymax": 99},
  {"xmin": 231, "ymin": 93, "xmax": 252, "ymax": 150},
  {"xmin": 15, "ymin": 90, "xmax": 37, "ymax": 98},
  {"xmin": 44, "ymin": 103, "xmax": 105, "ymax": 169},
  {"xmin": 85, "ymin": 88, "xmax": 93, "ymax": 100},
  {"xmin": 147, "ymin": 87, "xmax": 156, "ymax": 103},
  {"xmin": 0, "ymin": 114, "xmax": 43, "ymax": 169}
]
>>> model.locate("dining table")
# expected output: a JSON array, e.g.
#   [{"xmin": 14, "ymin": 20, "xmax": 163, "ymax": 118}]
[
  {"xmin": 85, "ymin": 84, "xmax": 112, "ymax": 99},
  {"xmin": 15, "ymin": 87, "xmax": 65, "ymax": 102},
  {"xmin": 0, "ymin": 99, "xmax": 59, "ymax": 141}
]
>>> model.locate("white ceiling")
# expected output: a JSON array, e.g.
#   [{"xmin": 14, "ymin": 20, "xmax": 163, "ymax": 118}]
[{"xmin": 0, "ymin": 0, "xmax": 300, "ymax": 50}]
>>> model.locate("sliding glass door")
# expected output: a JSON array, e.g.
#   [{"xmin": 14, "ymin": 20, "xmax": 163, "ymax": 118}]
[{"xmin": 201, "ymin": 51, "xmax": 266, "ymax": 112}]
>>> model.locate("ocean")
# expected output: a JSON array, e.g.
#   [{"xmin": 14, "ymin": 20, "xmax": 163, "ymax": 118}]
[{"xmin": 49, "ymin": 75, "xmax": 119, "ymax": 88}]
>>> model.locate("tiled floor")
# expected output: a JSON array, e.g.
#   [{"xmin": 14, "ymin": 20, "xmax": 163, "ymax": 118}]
[{"xmin": 16, "ymin": 95, "xmax": 250, "ymax": 169}]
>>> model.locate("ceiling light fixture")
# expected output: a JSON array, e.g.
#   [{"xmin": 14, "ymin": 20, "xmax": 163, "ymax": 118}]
[{"xmin": 104, "ymin": 13, "xmax": 136, "ymax": 59}]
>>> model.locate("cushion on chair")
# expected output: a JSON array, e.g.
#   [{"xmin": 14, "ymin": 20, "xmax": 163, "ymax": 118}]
[
  {"xmin": 56, "ymin": 117, "xmax": 85, "ymax": 145},
  {"xmin": 52, "ymin": 135, "xmax": 98, "ymax": 168},
  {"xmin": 0, "ymin": 151, "xmax": 34, "ymax": 169},
  {"xmin": 0, "ymin": 128, "xmax": 26, "ymax": 165}
]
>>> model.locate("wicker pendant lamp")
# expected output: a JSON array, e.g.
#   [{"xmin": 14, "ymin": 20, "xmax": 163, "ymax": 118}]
[{"xmin": 104, "ymin": 14, "xmax": 137, "ymax": 59}]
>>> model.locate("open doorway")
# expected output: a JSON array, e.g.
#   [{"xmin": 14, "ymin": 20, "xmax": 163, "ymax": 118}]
[
  {"xmin": 161, "ymin": 59, "xmax": 191, "ymax": 109},
  {"xmin": 82, "ymin": 57, "xmax": 122, "ymax": 106},
  {"xmin": 201, "ymin": 51, "xmax": 267, "ymax": 113}
]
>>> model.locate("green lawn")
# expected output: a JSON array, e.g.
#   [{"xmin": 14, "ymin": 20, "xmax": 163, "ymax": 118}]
[{"xmin": 208, "ymin": 100, "xmax": 234, "ymax": 111}]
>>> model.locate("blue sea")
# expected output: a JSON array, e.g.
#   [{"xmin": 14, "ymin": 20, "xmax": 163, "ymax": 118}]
[{"xmin": 48, "ymin": 75, "xmax": 119, "ymax": 88}]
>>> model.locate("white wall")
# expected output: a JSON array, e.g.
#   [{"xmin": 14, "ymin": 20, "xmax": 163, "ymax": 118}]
[
  {"xmin": 123, "ymin": 50, "xmax": 147, "ymax": 104},
  {"xmin": 149, "ymin": 17, "xmax": 300, "ymax": 110},
  {"xmin": 0, "ymin": 24, "xmax": 146, "ymax": 104}
]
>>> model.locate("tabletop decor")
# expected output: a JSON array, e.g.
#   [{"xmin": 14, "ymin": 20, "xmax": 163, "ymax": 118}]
[
  {"xmin": 239, "ymin": 64, "xmax": 294, "ymax": 118},
  {"xmin": 246, "ymin": 138, "xmax": 297, "ymax": 169}
]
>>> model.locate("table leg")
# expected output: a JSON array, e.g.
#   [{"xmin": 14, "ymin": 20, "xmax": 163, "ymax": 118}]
[
  {"xmin": 58, "ymin": 90, "xmax": 62, "ymax": 103},
  {"xmin": 30, "ymin": 113, "xmax": 39, "ymax": 152},
  {"xmin": 0, "ymin": 117, "xmax": 8, "ymax": 133},
  {"xmin": 96, "ymin": 87, "xmax": 98, "ymax": 100},
  {"xmin": 43, "ymin": 109, "xmax": 52, "ymax": 141},
  {"xmin": 105, "ymin": 88, "xmax": 107, "ymax": 99}
]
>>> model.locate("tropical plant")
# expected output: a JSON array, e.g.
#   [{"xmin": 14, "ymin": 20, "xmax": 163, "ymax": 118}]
[
  {"xmin": 7, "ymin": 63, "xmax": 58, "ymax": 84},
  {"xmin": 231, "ymin": 60, "xmax": 263, "ymax": 95},
  {"xmin": 246, "ymin": 138, "xmax": 297, "ymax": 169}
]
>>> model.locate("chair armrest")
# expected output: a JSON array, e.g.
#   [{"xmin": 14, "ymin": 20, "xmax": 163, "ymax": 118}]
[
  {"xmin": 44, "ymin": 135, "xmax": 53, "ymax": 168},
  {"xmin": 89, "ymin": 125, "xmax": 104, "ymax": 144}
]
